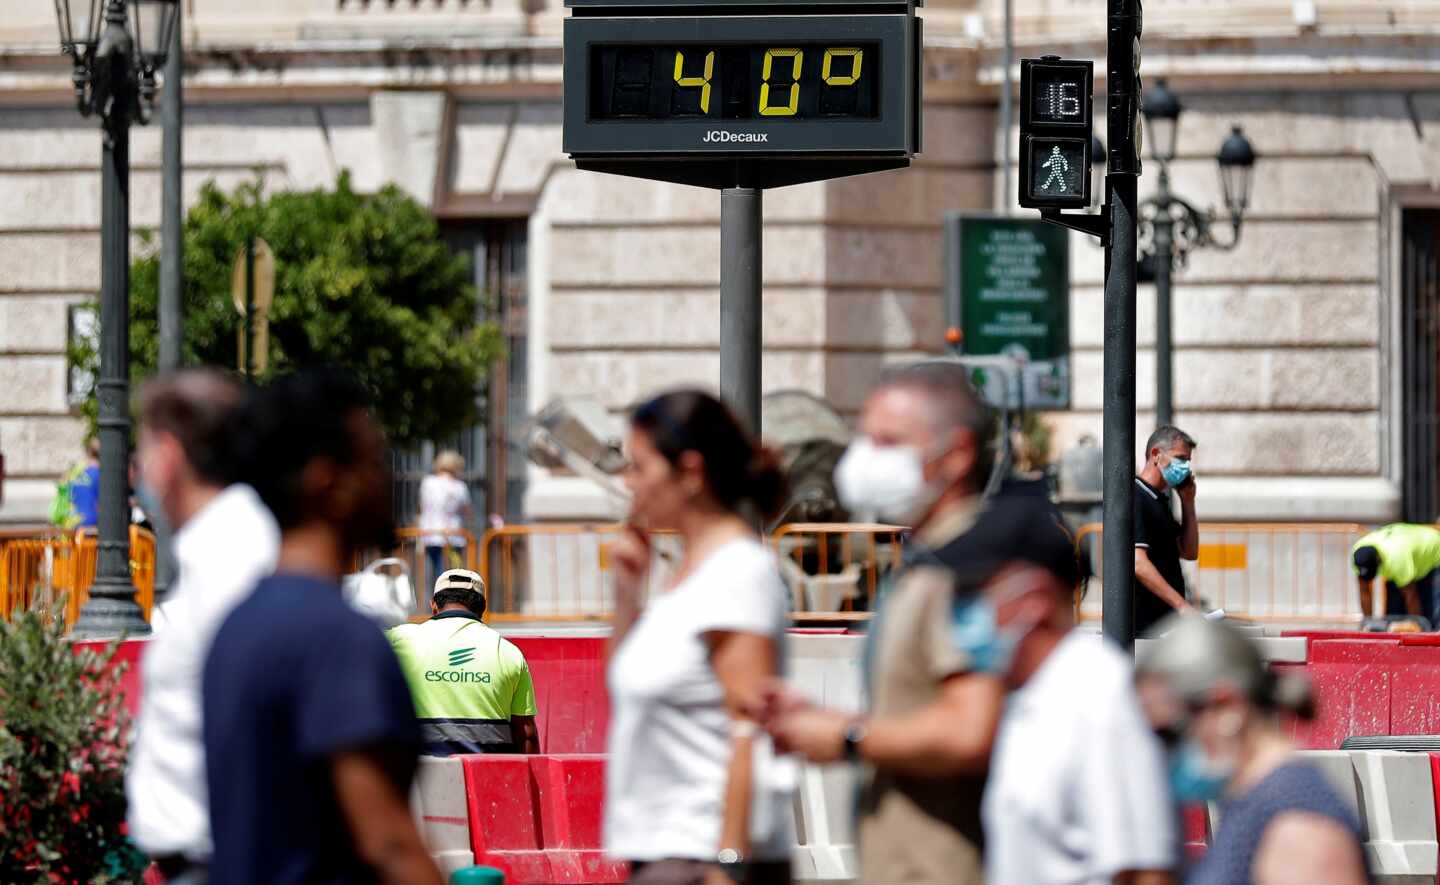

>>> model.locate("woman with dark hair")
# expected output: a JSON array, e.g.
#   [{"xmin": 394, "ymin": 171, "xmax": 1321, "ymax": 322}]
[{"xmin": 604, "ymin": 390, "xmax": 794, "ymax": 885}]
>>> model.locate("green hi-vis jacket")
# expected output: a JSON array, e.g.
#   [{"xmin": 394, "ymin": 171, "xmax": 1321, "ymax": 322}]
[
  {"xmin": 1353, "ymin": 524, "xmax": 1440, "ymax": 588},
  {"xmin": 387, "ymin": 611, "xmax": 537, "ymax": 755}
]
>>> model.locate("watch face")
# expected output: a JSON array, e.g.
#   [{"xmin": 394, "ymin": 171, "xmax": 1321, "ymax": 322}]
[{"xmin": 717, "ymin": 848, "xmax": 742, "ymax": 865}]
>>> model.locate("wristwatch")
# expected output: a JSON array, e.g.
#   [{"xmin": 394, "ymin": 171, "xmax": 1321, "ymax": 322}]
[
  {"xmin": 841, "ymin": 718, "xmax": 869, "ymax": 762},
  {"xmin": 716, "ymin": 847, "xmax": 748, "ymax": 882}
]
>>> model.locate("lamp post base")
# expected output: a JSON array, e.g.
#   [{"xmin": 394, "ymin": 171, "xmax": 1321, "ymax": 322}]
[{"xmin": 71, "ymin": 578, "xmax": 150, "ymax": 639}]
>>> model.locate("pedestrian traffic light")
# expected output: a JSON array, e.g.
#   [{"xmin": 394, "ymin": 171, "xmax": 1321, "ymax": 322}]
[{"xmin": 1019, "ymin": 57, "xmax": 1093, "ymax": 209}]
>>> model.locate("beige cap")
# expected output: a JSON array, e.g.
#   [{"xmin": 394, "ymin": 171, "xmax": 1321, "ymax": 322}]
[{"xmin": 434, "ymin": 568, "xmax": 485, "ymax": 597}]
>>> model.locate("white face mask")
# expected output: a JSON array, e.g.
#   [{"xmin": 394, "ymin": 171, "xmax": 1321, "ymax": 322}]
[{"xmin": 834, "ymin": 437, "xmax": 944, "ymax": 526}]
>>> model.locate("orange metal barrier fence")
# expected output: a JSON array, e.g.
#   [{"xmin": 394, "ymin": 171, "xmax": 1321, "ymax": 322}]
[
  {"xmin": 473, "ymin": 522, "xmax": 904, "ymax": 622},
  {"xmin": 1, "ymin": 519, "xmax": 1382, "ymax": 628},
  {"xmin": 0, "ymin": 526, "xmax": 156, "ymax": 629},
  {"xmin": 1074, "ymin": 521, "xmax": 1370, "ymax": 623},
  {"xmin": 772, "ymin": 523, "xmax": 907, "ymax": 618},
  {"xmin": 478, "ymin": 523, "xmax": 683, "ymax": 622}
]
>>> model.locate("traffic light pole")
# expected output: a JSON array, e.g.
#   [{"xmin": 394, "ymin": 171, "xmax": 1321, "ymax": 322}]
[
  {"xmin": 1102, "ymin": 172, "xmax": 1138, "ymax": 650},
  {"xmin": 1100, "ymin": 0, "xmax": 1142, "ymax": 650}
]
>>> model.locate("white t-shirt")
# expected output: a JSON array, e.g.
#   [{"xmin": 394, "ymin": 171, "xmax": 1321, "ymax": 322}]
[
  {"xmin": 983, "ymin": 631, "xmax": 1177, "ymax": 885},
  {"xmin": 418, "ymin": 473, "xmax": 469, "ymax": 548},
  {"xmin": 605, "ymin": 537, "xmax": 795, "ymax": 862}
]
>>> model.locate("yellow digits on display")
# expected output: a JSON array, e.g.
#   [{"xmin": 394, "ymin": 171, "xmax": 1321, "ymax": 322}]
[
  {"xmin": 822, "ymin": 48, "xmax": 863, "ymax": 86},
  {"xmin": 673, "ymin": 50, "xmax": 715, "ymax": 113},
  {"xmin": 759, "ymin": 48, "xmax": 803, "ymax": 116}
]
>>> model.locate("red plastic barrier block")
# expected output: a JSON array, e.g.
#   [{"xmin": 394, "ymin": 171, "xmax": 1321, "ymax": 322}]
[
  {"xmin": 546, "ymin": 850, "xmax": 628, "ymax": 883},
  {"xmin": 1281, "ymin": 630, "xmax": 1404, "ymax": 645},
  {"xmin": 532, "ymin": 756, "xmax": 608, "ymax": 850},
  {"xmin": 1374, "ymin": 643, "xmax": 1440, "ymax": 735},
  {"xmin": 1181, "ymin": 803, "xmax": 1210, "ymax": 861},
  {"xmin": 1281, "ymin": 639, "xmax": 1413, "ymax": 750},
  {"xmin": 75, "ymin": 637, "xmax": 147, "ymax": 718},
  {"xmin": 463, "ymin": 754, "xmax": 627, "ymax": 885},
  {"xmin": 463, "ymin": 756, "xmax": 543, "ymax": 854},
  {"xmin": 1429, "ymin": 754, "xmax": 1440, "ymax": 877},
  {"xmin": 481, "ymin": 851, "xmax": 555, "ymax": 885},
  {"xmin": 513, "ymin": 638, "xmax": 610, "ymax": 755}
]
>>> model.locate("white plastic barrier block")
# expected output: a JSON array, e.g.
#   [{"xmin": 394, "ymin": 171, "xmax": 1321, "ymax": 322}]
[
  {"xmin": 413, "ymin": 755, "xmax": 477, "ymax": 874},
  {"xmin": 788, "ymin": 633, "xmax": 866, "ymax": 713},
  {"xmin": 792, "ymin": 761, "xmax": 860, "ymax": 883},
  {"xmin": 1304, "ymin": 750, "xmax": 1363, "ymax": 821},
  {"xmin": 1350, "ymin": 751, "xmax": 1438, "ymax": 882}
]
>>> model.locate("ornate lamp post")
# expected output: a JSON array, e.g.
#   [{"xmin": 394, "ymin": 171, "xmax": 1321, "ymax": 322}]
[
  {"xmin": 1139, "ymin": 78, "xmax": 1258, "ymax": 426},
  {"xmin": 55, "ymin": 0, "xmax": 181, "ymax": 637}
]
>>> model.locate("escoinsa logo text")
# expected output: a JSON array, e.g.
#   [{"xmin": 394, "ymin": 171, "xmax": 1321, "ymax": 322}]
[{"xmin": 703, "ymin": 131, "xmax": 768, "ymax": 143}]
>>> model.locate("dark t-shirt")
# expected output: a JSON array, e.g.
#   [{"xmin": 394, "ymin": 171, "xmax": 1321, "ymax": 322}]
[
  {"xmin": 1133, "ymin": 477, "xmax": 1186, "ymax": 636},
  {"xmin": 203, "ymin": 574, "xmax": 421, "ymax": 885},
  {"xmin": 1189, "ymin": 761, "xmax": 1372, "ymax": 885}
]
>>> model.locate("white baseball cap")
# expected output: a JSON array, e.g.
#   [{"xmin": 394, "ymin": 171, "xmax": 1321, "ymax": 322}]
[{"xmin": 434, "ymin": 568, "xmax": 485, "ymax": 597}]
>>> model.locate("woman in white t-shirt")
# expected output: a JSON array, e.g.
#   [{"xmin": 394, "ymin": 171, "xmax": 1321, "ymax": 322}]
[
  {"xmin": 605, "ymin": 390, "xmax": 794, "ymax": 885},
  {"xmin": 417, "ymin": 450, "xmax": 472, "ymax": 604}
]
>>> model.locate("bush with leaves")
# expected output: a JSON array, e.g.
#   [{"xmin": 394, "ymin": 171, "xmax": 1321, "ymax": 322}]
[
  {"xmin": 72, "ymin": 172, "xmax": 503, "ymax": 446},
  {"xmin": 0, "ymin": 608, "xmax": 146, "ymax": 883}
]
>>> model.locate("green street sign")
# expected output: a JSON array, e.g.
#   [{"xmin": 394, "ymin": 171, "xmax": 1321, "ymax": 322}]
[{"xmin": 944, "ymin": 214, "xmax": 1071, "ymax": 409}]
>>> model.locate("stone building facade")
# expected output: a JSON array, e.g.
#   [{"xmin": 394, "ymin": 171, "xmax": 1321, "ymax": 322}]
[{"xmin": 0, "ymin": 0, "xmax": 1436, "ymax": 524}]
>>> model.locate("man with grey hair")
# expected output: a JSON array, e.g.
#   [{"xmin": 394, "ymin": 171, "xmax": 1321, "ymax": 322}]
[
  {"xmin": 1134, "ymin": 424, "xmax": 1200, "ymax": 635},
  {"xmin": 754, "ymin": 360, "xmax": 1077, "ymax": 885}
]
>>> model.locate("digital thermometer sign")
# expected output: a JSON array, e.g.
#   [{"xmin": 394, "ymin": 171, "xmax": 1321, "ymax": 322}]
[{"xmin": 562, "ymin": 0, "xmax": 921, "ymax": 189}]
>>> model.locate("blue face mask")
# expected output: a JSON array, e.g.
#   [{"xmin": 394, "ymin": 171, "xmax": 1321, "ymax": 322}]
[
  {"xmin": 1168, "ymin": 740, "xmax": 1232, "ymax": 802},
  {"xmin": 951, "ymin": 596, "xmax": 1024, "ymax": 676},
  {"xmin": 135, "ymin": 482, "xmax": 169, "ymax": 533},
  {"xmin": 1161, "ymin": 458, "xmax": 1192, "ymax": 489}
]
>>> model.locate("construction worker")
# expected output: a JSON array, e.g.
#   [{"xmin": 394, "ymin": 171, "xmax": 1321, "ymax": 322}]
[
  {"xmin": 1353, "ymin": 523, "xmax": 1440, "ymax": 626},
  {"xmin": 388, "ymin": 569, "xmax": 540, "ymax": 755}
]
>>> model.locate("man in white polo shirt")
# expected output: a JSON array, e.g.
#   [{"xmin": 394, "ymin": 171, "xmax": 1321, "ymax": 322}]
[
  {"xmin": 125, "ymin": 371, "xmax": 280, "ymax": 883},
  {"xmin": 963, "ymin": 563, "xmax": 1177, "ymax": 885}
]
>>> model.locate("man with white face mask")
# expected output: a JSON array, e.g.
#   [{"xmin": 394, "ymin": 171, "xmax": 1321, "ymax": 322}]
[
  {"xmin": 1134, "ymin": 425, "xmax": 1200, "ymax": 635},
  {"xmin": 967, "ymin": 563, "xmax": 1176, "ymax": 885},
  {"xmin": 755, "ymin": 361, "xmax": 1075, "ymax": 885}
]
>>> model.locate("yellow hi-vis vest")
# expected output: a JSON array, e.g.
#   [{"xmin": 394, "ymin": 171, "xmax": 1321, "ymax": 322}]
[
  {"xmin": 1353, "ymin": 524, "xmax": 1440, "ymax": 588},
  {"xmin": 387, "ymin": 612, "xmax": 537, "ymax": 755}
]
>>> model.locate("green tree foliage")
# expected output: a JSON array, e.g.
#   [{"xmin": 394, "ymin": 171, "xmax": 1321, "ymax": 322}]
[
  {"xmin": 0, "ymin": 608, "xmax": 146, "ymax": 883},
  {"xmin": 74, "ymin": 172, "xmax": 502, "ymax": 445}
]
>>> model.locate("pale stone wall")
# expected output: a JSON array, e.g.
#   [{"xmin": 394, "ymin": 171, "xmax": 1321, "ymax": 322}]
[{"xmin": 2, "ymin": 0, "xmax": 1438, "ymax": 522}]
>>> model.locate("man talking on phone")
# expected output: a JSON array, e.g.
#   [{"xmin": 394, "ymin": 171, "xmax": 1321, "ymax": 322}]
[{"xmin": 1133, "ymin": 425, "xmax": 1200, "ymax": 635}]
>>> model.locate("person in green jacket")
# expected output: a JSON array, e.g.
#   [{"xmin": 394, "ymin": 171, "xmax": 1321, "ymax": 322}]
[
  {"xmin": 387, "ymin": 569, "xmax": 540, "ymax": 755},
  {"xmin": 1352, "ymin": 523, "xmax": 1440, "ymax": 625}
]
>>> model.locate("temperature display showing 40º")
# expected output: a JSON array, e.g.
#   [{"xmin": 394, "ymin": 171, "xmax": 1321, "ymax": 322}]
[
  {"xmin": 562, "ymin": 11, "xmax": 919, "ymax": 169},
  {"xmin": 590, "ymin": 44, "xmax": 879, "ymax": 120}
]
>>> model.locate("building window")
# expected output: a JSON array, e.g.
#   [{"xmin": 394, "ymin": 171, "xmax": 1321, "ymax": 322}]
[
  {"xmin": 65, "ymin": 303, "xmax": 98, "ymax": 411},
  {"xmin": 1401, "ymin": 209, "xmax": 1440, "ymax": 521}
]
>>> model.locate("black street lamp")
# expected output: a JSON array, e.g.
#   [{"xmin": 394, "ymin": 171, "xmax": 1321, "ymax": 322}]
[
  {"xmin": 55, "ymin": 0, "xmax": 180, "ymax": 638},
  {"xmin": 1138, "ymin": 78, "xmax": 1257, "ymax": 426}
]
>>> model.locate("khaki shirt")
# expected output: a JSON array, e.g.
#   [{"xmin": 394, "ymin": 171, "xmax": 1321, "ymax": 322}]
[{"xmin": 857, "ymin": 499, "xmax": 987, "ymax": 885}]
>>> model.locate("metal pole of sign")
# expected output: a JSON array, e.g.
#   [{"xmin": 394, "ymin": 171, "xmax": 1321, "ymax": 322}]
[
  {"xmin": 155, "ymin": 5, "xmax": 184, "ymax": 605},
  {"xmin": 1000, "ymin": 0, "xmax": 1013, "ymax": 213},
  {"xmin": 244, "ymin": 236, "xmax": 255, "ymax": 383},
  {"xmin": 719, "ymin": 187, "xmax": 763, "ymax": 435},
  {"xmin": 1101, "ymin": 0, "xmax": 1141, "ymax": 650}
]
